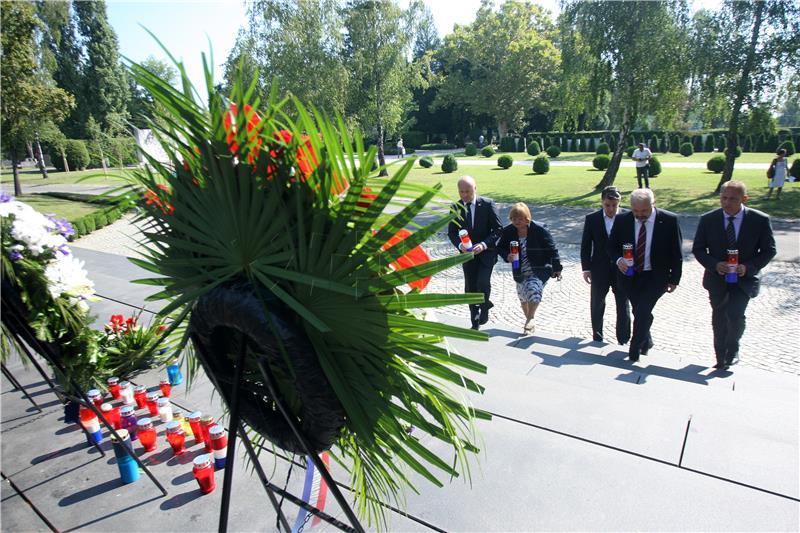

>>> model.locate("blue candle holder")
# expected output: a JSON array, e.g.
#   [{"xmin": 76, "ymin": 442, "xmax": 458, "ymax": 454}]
[{"xmin": 167, "ymin": 363, "xmax": 183, "ymax": 386}]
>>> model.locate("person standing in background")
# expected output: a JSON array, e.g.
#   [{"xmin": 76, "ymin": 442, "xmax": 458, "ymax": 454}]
[{"xmin": 632, "ymin": 142, "xmax": 652, "ymax": 189}]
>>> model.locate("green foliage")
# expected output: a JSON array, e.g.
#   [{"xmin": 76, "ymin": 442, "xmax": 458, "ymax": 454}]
[
  {"xmin": 679, "ymin": 142, "xmax": 694, "ymax": 157},
  {"xmin": 420, "ymin": 143, "xmax": 456, "ymax": 150},
  {"xmin": 546, "ymin": 145, "xmax": 561, "ymax": 158},
  {"xmin": 93, "ymin": 212, "xmax": 108, "ymax": 229},
  {"xmin": 464, "ymin": 143, "xmax": 477, "ymax": 156},
  {"xmin": 73, "ymin": 218, "xmax": 87, "ymax": 237},
  {"xmin": 578, "ymin": 138, "xmax": 587, "ymax": 151},
  {"xmin": 670, "ymin": 134, "xmax": 680, "ymax": 153},
  {"xmin": 403, "ymin": 131, "xmax": 427, "ymax": 149},
  {"xmin": 499, "ymin": 137, "xmax": 517, "ymax": 153},
  {"xmin": 441, "ymin": 154, "xmax": 458, "ymax": 173},
  {"xmin": 592, "ymin": 154, "xmax": 610, "ymax": 170},
  {"xmin": 707, "ymin": 155, "xmax": 726, "ymax": 173},
  {"xmin": 481, "ymin": 145, "xmax": 495, "ymax": 157},
  {"xmin": 588, "ymin": 137, "xmax": 597, "ymax": 152},
  {"xmin": 778, "ymin": 140, "xmax": 796, "ymax": 156},
  {"xmin": 65, "ymin": 140, "xmax": 90, "ymax": 170},
  {"xmin": 626, "ymin": 145, "xmax": 636, "ymax": 158},
  {"xmin": 532, "ymin": 155, "xmax": 550, "ymax": 174},
  {"xmin": 497, "ymin": 154, "xmax": 514, "ymax": 169},
  {"xmin": 84, "ymin": 215, "xmax": 96, "ymax": 233},
  {"xmin": 704, "ymin": 135, "xmax": 715, "ymax": 152},
  {"xmin": 649, "ymin": 156, "xmax": 662, "ymax": 176},
  {"xmin": 418, "ymin": 156, "xmax": 433, "ymax": 168},
  {"xmin": 596, "ymin": 142, "xmax": 610, "ymax": 155},
  {"xmin": 724, "ymin": 145, "xmax": 742, "ymax": 158},
  {"xmin": 790, "ymin": 158, "xmax": 800, "ymax": 179},
  {"xmin": 527, "ymin": 140, "xmax": 541, "ymax": 156}
]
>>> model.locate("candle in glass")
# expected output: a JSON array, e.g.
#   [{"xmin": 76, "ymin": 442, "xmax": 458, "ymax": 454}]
[
  {"xmin": 159, "ymin": 378, "xmax": 171, "ymax": 398},
  {"xmin": 145, "ymin": 392, "xmax": 160, "ymax": 417},
  {"xmin": 208, "ymin": 425, "xmax": 228, "ymax": 469},
  {"xmin": 167, "ymin": 362, "xmax": 183, "ymax": 385},
  {"xmin": 156, "ymin": 397, "xmax": 173, "ymax": 423},
  {"xmin": 119, "ymin": 381, "xmax": 135, "ymax": 405},
  {"xmin": 87, "ymin": 389, "xmax": 104, "ymax": 409},
  {"xmin": 622, "ymin": 244, "xmax": 635, "ymax": 277},
  {"xmin": 173, "ymin": 411, "xmax": 192, "ymax": 436},
  {"xmin": 80, "ymin": 409, "xmax": 103, "ymax": 444},
  {"xmin": 200, "ymin": 416, "xmax": 216, "ymax": 453},
  {"xmin": 119, "ymin": 405, "xmax": 138, "ymax": 441},
  {"xmin": 188, "ymin": 411, "xmax": 204, "ymax": 444},
  {"xmin": 107, "ymin": 377, "xmax": 121, "ymax": 400},
  {"xmin": 101, "ymin": 402, "xmax": 122, "ymax": 429},
  {"xmin": 137, "ymin": 418, "xmax": 157, "ymax": 452},
  {"xmin": 133, "ymin": 385, "xmax": 148, "ymax": 409},
  {"xmin": 111, "ymin": 429, "xmax": 139, "ymax": 484},
  {"xmin": 192, "ymin": 454, "xmax": 215, "ymax": 494},
  {"xmin": 165, "ymin": 420, "xmax": 186, "ymax": 455}
]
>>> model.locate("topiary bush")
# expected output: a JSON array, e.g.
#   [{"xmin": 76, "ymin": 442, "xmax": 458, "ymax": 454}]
[
  {"xmin": 419, "ymin": 143, "xmax": 456, "ymax": 150},
  {"xmin": 545, "ymin": 145, "xmax": 561, "ymax": 158},
  {"xmin": 790, "ymin": 158, "xmax": 800, "ymax": 180},
  {"xmin": 596, "ymin": 142, "xmax": 610, "ymax": 155},
  {"xmin": 679, "ymin": 142, "xmax": 694, "ymax": 157},
  {"xmin": 626, "ymin": 146, "xmax": 636, "ymax": 158},
  {"xmin": 707, "ymin": 155, "xmax": 726, "ymax": 173},
  {"xmin": 441, "ymin": 154, "xmax": 458, "ymax": 173},
  {"xmin": 94, "ymin": 212, "xmax": 108, "ymax": 229},
  {"xmin": 724, "ymin": 146, "xmax": 742, "ymax": 158},
  {"xmin": 532, "ymin": 155, "xmax": 550, "ymax": 174},
  {"xmin": 497, "ymin": 154, "xmax": 513, "ymax": 169},
  {"xmin": 464, "ymin": 143, "xmax": 477, "ymax": 156},
  {"xmin": 499, "ymin": 137, "xmax": 516, "ymax": 153},
  {"xmin": 65, "ymin": 139, "xmax": 90, "ymax": 171},
  {"xmin": 588, "ymin": 138, "xmax": 597, "ymax": 152},
  {"xmin": 419, "ymin": 156, "xmax": 433, "ymax": 168},
  {"xmin": 649, "ymin": 157, "xmax": 662, "ymax": 177},
  {"xmin": 83, "ymin": 216, "xmax": 96, "ymax": 233},
  {"xmin": 704, "ymin": 135, "xmax": 715, "ymax": 152},
  {"xmin": 527, "ymin": 141, "xmax": 541, "ymax": 156},
  {"xmin": 72, "ymin": 218, "xmax": 87, "ymax": 239},
  {"xmin": 481, "ymin": 146, "xmax": 495, "ymax": 158},
  {"xmin": 592, "ymin": 154, "xmax": 610, "ymax": 170},
  {"xmin": 778, "ymin": 140, "xmax": 796, "ymax": 156}
]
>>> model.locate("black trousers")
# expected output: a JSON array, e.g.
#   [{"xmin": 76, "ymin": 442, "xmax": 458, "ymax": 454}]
[
  {"xmin": 623, "ymin": 271, "xmax": 664, "ymax": 355},
  {"xmin": 590, "ymin": 270, "xmax": 631, "ymax": 343},
  {"xmin": 636, "ymin": 165, "xmax": 650, "ymax": 188},
  {"xmin": 462, "ymin": 259, "xmax": 494, "ymax": 323},
  {"xmin": 709, "ymin": 285, "xmax": 750, "ymax": 364}
]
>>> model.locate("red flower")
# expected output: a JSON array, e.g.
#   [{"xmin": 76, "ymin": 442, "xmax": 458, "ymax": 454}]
[
  {"xmin": 381, "ymin": 228, "xmax": 431, "ymax": 291},
  {"xmin": 125, "ymin": 316, "xmax": 136, "ymax": 332},
  {"xmin": 224, "ymin": 103, "xmax": 263, "ymax": 163},
  {"xmin": 109, "ymin": 314, "xmax": 124, "ymax": 331},
  {"xmin": 144, "ymin": 184, "xmax": 175, "ymax": 215}
]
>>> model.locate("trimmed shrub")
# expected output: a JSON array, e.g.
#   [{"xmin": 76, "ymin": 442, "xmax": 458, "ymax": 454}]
[
  {"xmin": 72, "ymin": 218, "xmax": 87, "ymax": 238},
  {"xmin": 670, "ymin": 134, "xmax": 680, "ymax": 153},
  {"xmin": 441, "ymin": 154, "xmax": 458, "ymax": 173},
  {"xmin": 649, "ymin": 136, "xmax": 659, "ymax": 151},
  {"xmin": 481, "ymin": 145, "xmax": 495, "ymax": 157},
  {"xmin": 679, "ymin": 142, "xmax": 694, "ymax": 157},
  {"xmin": 592, "ymin": 154, "xmax": 611, "ymax": 170},
  {"xmin": 588, "ymin": 137, "xmax": 597, "ymax": 152},
  {"xmin": 419, "ymin": 156, "xmax": 433, "ymax": 168},
  {"xmin": 625, "ymin": 145, "xmax": 636, "ymax": 158},
  {"xmin": 692, "ymin": 135, "xmax": 703, "ymax": 152},
  {"xmin": 499, "ymin": 137, "xmax": 516, "ymax": 153},
  {"xmin": 724, "ymin": 145, "xmax": 742, "ymax": 158},
  {"xmin": 790, "ymin": 158, "xmax": 800, "ymax": 180},
  {"xmin": 527, "ymin": 140, "xmax": 541, "ymax": 156},
  {"xmin": 404, "ymin": 131, "xmax": 426, "ymax": 149},
  {"xmin": 545, "ymin": 145, "xmax": 561, "ymax": 158},
  {"xmin": 420, "ymin": 143, "xmax": 456, "ymax": 150},
  {"xmin": 83, "ymin": 216, "xmax": 96, "ymax": 233},
  {"xmin": 596, "ymin": 142, "xmax": 610, "ymax": 155},
  {"xmin": 704, "ymin": 135, "xmax": 715, "ymax": 152},
  {"xmin": 94, "ymin": 212, "xmax": 108, "ymax": 229},
  {"xmin": 660, "ymin": 135, "xmax": 669, "ymax": 153},
  {"xmin": 64, "ymin": 140, "xmax": 90, "ymax": 171},
  {"xmin": 707, "ymin": 155, "xmax": 726, "ymax": 173},
  {"xmin": 497, "ymin": 154, "xmax": 513, "ymax": 169},
  {"xmin": 778, "ymin": 140, "xmax": 796, "ymax": 156},
  {"xmin": 649, "ymin": 157, "xmax": 662, "ymax": 177},
  {"xmin": 464, "ymin": 143, "xmax": 477, "ymax": 156},
  {"xmin": 532, "ymin": 155, "xmax": 550, "ymax": 174},
  {"xmin": 578, "ymin": 138, "xmax": 587, "ymax": 152}
]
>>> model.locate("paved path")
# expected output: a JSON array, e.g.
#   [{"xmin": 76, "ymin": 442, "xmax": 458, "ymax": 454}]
[{"xmin": 73, "ymin": 204, "xmax": 800, "ymax": 375}]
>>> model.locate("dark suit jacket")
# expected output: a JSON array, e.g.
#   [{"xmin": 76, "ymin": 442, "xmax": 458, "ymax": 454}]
[
  {"xmin": 447, "ymin": 196, "xmax": 503, "ymax": 266},
  {"xmin": 497, "ymin": 221, "xmax": 562, "ymax": 274},
  {"xmin": 581, "ymin": 208, "xmax": 628, "ymax": 285},
  {"xmin": 607, "ymin": 208, "xmax": 683, "ymax": 287},
  {"xmin": 692, "ymin": 206, "xmax": 776, "ymax": 298}
]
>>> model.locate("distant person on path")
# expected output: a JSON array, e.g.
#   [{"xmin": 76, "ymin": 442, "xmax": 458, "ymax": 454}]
[
  {"xmin": 632, "ymin": 142, "xmax": 652, "ymax": 189},
  {"xmin": 607, "ymin": 188, "xmax": 683, "ymax": 362},
  {"xmin": 580, "ymin": 186, "xmax": 631, "ymax": 344},
  {"xmin": 497, "ymin": 203, "xmax": 562, "ymax": 335},
  {"xmin": 447, "ymin": 176, "xmax": 503, "ymax": 330},
  {"xmin": 766, "ymin": 148, "xmax": 789, "ymax": 200},
  {"xmin": 692, "ymin": 181, "xmax": 776, "ymax": 370},
  {"xmin": 478, "ymin": 134, "xmax": 485, "ymax": 147},
  {"xmin": 396, "ymin": 137, "xmax": 406, "ymax": 158}
]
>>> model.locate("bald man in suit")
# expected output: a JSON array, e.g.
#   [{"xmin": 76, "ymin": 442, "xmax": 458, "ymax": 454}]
[{"xmin": 692, "ymin": 180, "xmax": 776, "ymax": 369}]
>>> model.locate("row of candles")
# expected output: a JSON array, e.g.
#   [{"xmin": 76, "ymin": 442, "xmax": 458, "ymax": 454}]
[{"xmin": 78, "ymin": 374, "xmax": 226, "ymax": 494}]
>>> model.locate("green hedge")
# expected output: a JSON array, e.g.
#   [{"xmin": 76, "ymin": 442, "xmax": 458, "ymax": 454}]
[
  {"xmin": 592, "ymin": 154, "xmax": 610, "ymax": 170},
  {"xmin": 464, "ymin": 143, "xmax": 478, "ymax": 156},
  {"xmin": 420, "ymin": 143, "xmax": 456, "ymax": 150},
  {"xmin": 532, "ymin": 155, "xmax": 550, "ymax": 174},
  {"xmin": 545, "ymin": 145, "xmax": 561, "ymax": 158},
  {"xmin": 419, "ymin": 156, "xmax": 433, "ymax": 168},
  {"xmin": 481, "ymin": 146, "xmax": 495, "ymax": 158},
  {"xmin": 707, "ymin": 155, "xmax": 726, "ymax": 173},
  {"xmin": 679, "ymin": 142, "xmax": 694, "ymax": 157},
  {"xmin": 441, "ymin": 154, "xmax": 458, "ymax": 173},
  {"xmin": 497, "ymin": 155, "xmax": 513, "ymax": 169},
  {"xmin": 527, "ymin": 141, "xmax": 541, "ymax": 156},
  {"xmin": 649, "ymin": 157, "xmax": 662, "ymax": 176}
]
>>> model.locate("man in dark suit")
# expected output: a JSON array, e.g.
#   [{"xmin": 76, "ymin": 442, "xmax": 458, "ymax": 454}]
[
  {"xmin": 581, "ymin": 186, "xmax": 631, "ymax": 344},
  {"xmin": 607, "ymin": 188, "xmax": 683, "ymax": 362},
  {"xmin": 692, "ymin": 181, "xmax": 776, "ymax": 369},
  {"xmin": 447, "ymin": 176, "xmax": 503, "ymax": 329}
]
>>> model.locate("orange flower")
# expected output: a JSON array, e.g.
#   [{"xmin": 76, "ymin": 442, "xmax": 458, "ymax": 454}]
[
  {"xmin": 224, "ymin": 103, "xmax": 263, "ymax": 163},
  {"xmin": 381, "ymin": 228, "xmax": 431, "ymax": 291},
  {"xmin": 144, "ymin": 184, "xmax": 174, "ymax": 215}
]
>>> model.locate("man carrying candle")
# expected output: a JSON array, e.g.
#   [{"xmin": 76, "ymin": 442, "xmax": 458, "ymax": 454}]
[
  {"xmin": 580, "ymin": 186, "xmax": 631, "ymax": 345},
  {"xmin": 607, "ymin": 188, "xmax": 683, "ymax": 362},
  {"xmin": 447, "ymin": 176, "xmax": 503, "ymax": 330},
  {"xmin": 691, "ymin": 181, "xmax": 776, "ymax": 370}
]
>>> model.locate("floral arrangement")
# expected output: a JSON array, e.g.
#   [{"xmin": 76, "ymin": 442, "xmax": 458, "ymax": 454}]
[
  {"xmin": 123, "ymin": 55, "xmax": 490, "ymax": 528},
  {"xmin": 1, "ymin": 194, "xmax": 167, "ymax": 391}
]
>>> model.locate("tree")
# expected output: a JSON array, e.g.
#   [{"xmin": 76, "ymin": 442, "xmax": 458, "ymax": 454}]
[
  {"xmin": 433, "ymin": 0, "xmax": 560, "ymax": 137},
  {"xmin": 409, "ymin": 0, "xmax": 440, "ymax": 60},
  {"xmin": 74, "ymin": 0, "xmax": 129, "ymax": 132},
  {"xmin": 127, "ymin": 56, "xmax": 177, "ymax": 128},
  {"xmin": 343, "ymin": 0, "xmax": 415, "ymax": 174},
  {"xmin": 560, "ymin": 0, "xmax": 689, "ymax": 189},
  {"xmin": 1, "ymin": 1, "xmax": 74, "ymax": 195}
]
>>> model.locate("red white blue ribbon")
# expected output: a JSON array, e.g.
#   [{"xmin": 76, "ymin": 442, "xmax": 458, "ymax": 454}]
[{"xmin": 292, "ymin": 452, "xmax": 329, "ymax": 533}]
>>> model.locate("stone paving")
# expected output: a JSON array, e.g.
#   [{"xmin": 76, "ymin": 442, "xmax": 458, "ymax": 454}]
[{"xmin": 73, "ymin": 204, "xmax": 800, "ymax": 375}]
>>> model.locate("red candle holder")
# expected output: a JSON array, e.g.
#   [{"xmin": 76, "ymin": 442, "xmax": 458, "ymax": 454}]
[
  {"xmin": 101, "ymin": 403, "xmax": 122, "ymax": 430},
  {"xmin": 137, "ymin": 418, "xmax": 157, "ymax": 452},
  {"xmin": 159, "ymin": 378, "xmax": 172, "ymax": 398},
  {"xmin": 193, "ymin": 454, "xmax": 216, "ymax": 494},
  {"xmin": 200, "ymin": 416, "xmax": 216, "ymax": 453},
  {"xmin": 188, "ymin": 411, "xmax": 204, "ymax": 444},
  {"xmin": 145, "ymin": 392, "xmax": 160, "ymax": 417},
  {"xmin": 87, "ymin": 389, "xmax": 104, "ymax": 409},
  {"xmin": 107, "ymin": 377, "xmax": 121, "ymax": 400},
  {"xmin": 165, "ymin": 421, "xmax": 186, "ymax": 455},
  {"xmin": 133, "ymin": 385, "xmax": 147, "ymax": 409}
]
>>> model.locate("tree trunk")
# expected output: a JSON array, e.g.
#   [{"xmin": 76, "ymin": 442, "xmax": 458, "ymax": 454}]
[
  {"xmin": 597, "ymin": 117, "xmax": 632, "ymax": 190},
  {"xmin": 10, "ymin": 149, "xmax": 22, "ymax": 197},
  {"xmin": 26, "ymin": 141, "xmax": 35, "ymax": 161},
  {"xmin": 498, "ymin": 121, "xmax": 508, "ymax": 139},
  {"xmin": 99, "ymin": 146, "xmax": 108, "ymax": 176},
  {"xmin": 377, "ymin": 123, "xmax": 388, "ymax": 177},
  {"xmin": 35, "ymin": 138, "xmax": 49, "ymax": 180},
  {"xmin": 61, "ymin": 149, "xmax": 70, "ymax": 173},
  {"xmin": 716, "ymin": 1, "xmax": 764, "ymax": 193}
]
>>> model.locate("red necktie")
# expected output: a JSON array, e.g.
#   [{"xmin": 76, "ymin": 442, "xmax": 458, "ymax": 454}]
[{"xmin": 635, "ymin": 222, "xmax": 646, "ymax": 273}]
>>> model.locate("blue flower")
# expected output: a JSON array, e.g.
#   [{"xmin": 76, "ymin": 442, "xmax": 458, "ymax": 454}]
[
  {"xmin": 0, "ymin": 192, "xmax": 13, "ymax": 203},
  {"xmin": 46, "ymin": 214, "xmax": 75, "ymax": 238},
  {"xmin": 8, "ymin": 249, "xmax": 23, "ymax": 261}
]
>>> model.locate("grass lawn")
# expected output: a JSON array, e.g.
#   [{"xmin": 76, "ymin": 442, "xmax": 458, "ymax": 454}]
[
  {"xmin": 404, "ymin": 163, "xmax": 799, "ymax": 219},
  {"xmin": 0, "ymin": 168, "xmax": 133, "ymax": 187},
  {"xmin": 446, "ymin": 151, "xmax": 786, "ymax": 165},
  {"xmin": 13, "ymin": 193, "xmax": 105, "ymax": 221}
]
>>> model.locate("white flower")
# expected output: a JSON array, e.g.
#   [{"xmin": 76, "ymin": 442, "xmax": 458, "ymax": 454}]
[
  {"xmin": 43, "ymin": 254, "xmax": 95, "ymax": 313},
  {"xmin": 4, "ymin": 200, "xmax": 67, "ymax": 256}
]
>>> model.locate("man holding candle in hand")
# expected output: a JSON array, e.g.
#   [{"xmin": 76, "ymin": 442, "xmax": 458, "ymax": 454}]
[
  {"xmin": 448, "ymin": 176, "xmax": 503, "ymax": 330},
  {"xmin": 692, "ymin": 181, "xmax": 776, "ymax": 370}
]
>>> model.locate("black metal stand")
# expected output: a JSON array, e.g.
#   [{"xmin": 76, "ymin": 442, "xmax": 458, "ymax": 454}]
[
  {"xmin": 1, "ymin": 363, "xmax": 42, "ymax": 412},
  {"xmin": 208, "ymin": 339, "xmax": 363, "ymax": 533},
  {"xmin": 1, "ymin": 295, "xmax": 168, "ymax": 497}
]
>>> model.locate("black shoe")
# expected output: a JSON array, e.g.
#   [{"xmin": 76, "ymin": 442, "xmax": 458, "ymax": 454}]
[
  {"xmin": 470, "ymin": 321, "xmax": 480, "ymax": 330},
  {"xmin": 641, "ymin": 340, "xmax": 654, "ymax": 356},
  {"xmin": 479, "ymin": 308, "xmax": 489, "ymax": 325},
  {"xmin": 628, "ymin": 350, "xmax": 640, "ymax": 362},
  {"xmin": 713, "ymin": 361, "xmax": 726, "ymax": 369},
  {"xmin": 617, "ymin": 337, "xmax": 630, "ymax": 345},
  {"xmin": 726, "ymin": 354, "xmax": 740, "ymax": 367},
  {"xmin": 593, "ymin": 334, "xmax": 604, "ymax": 342}
]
